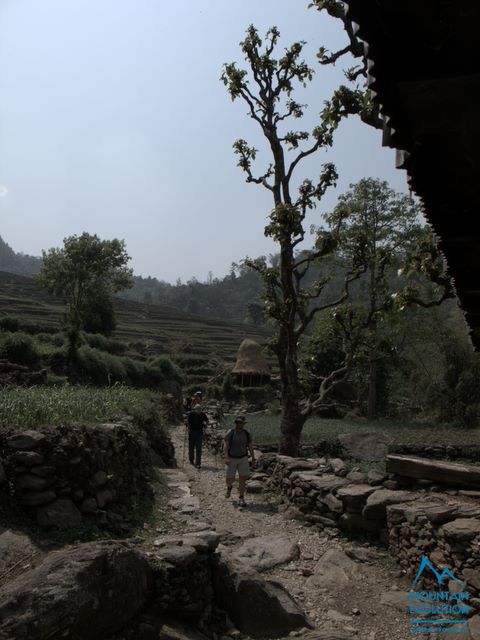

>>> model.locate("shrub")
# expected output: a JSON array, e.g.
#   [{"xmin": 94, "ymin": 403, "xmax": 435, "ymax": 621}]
[
  {"xmin": 36, "ymin": 332, "xmax": 66, "ymax": 347},
  {"xmin": 76, "ymin": 346, "xmax": 127, "ymax": 385},
  {"xmin": 0, "ymin": 316, "xmax": 20, "ymax": 332},
  {"xmin": 0, "ymin": 332, "xmax": 41, "ymax": 367},
  {"xmin": 147, "ymin": 357, "xmax": 184, "ymax": 385},
  {"xmin": 82, "ymin": 332, "xmax": 127, "ymax": 355}
]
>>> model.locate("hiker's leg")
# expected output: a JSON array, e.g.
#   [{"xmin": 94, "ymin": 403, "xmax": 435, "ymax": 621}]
[
  {"xmin": 188, "ymin": 431, "xmax": 195, "ymax": 464},
  {"xmin": 225, "ymin": 459, "xmax": 236, "ymax": 488},
  {"xmin": 238, "ymin": 458, "xmax": 251, "ymax": 497},
  {"xmin": 195, "ymin": 432, "xmax": 202, "ymax": 466},
  {"xmin": 238, "ymin": 475, "xmax": 248, "ymax": 497}
]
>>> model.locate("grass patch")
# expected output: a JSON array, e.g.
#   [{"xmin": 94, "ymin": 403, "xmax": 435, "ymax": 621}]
[
  {"xmin": 219, "ymin": 414, "xmax": 480, "ymax": 448},
  {"xmin": 0, "ymin": 385, "xmax": 165, "ymax": 430}
]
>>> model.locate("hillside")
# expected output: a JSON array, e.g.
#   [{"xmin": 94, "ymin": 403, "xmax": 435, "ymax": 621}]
[
  {"xmin": 0, "ymin": 236, "xmax": 42, "ymax": 277},
  {"xmin": 0, "ymin": 270, "xmax": 273, "ymax": 388}
]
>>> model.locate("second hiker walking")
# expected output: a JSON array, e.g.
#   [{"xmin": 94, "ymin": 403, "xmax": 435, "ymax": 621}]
[
  {"xmin": 224, "ymin": 415, "xmax": 256, "ymax": 507},
  {"xmin": 185, "ymin": 404, "xmax": 209, "ymax": 468}
]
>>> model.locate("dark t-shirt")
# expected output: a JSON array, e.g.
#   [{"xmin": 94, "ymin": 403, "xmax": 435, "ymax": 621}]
[
  {"xmin": 225, "ymin": 428, "xmax": 251, "ymax": 458},
  {"xmin": 187, "ymin": 411, "xmax": 208, "ymax": 431}
]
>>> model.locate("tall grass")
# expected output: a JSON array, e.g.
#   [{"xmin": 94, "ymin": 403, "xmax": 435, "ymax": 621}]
[{"xmin": 0, "ymin": 385, "xmax": 163, "ymax": 430}]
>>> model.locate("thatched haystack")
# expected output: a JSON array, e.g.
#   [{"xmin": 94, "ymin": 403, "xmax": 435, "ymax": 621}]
[{"xmin": 231, "ymin": 338, "xmax": 271, "ymax": 387}]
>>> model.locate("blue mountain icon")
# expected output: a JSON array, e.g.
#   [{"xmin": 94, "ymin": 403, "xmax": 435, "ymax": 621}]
[{"xmin": 412, "ymin": 555, "xmax": 464, "ymax": 588}]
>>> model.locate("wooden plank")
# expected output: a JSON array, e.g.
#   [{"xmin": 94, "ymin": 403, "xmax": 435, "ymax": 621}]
[{"xmin": 386, "ymin": 454, "xmax": 480, "ymax": 489}]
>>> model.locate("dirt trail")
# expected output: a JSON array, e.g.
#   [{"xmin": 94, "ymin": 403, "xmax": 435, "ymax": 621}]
[{"xmin": 168, "ymin": 425, "xmax": 419, "ymax": 640}]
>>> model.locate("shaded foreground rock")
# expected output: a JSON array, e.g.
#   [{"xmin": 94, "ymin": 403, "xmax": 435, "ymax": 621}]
[
  {"xmin": 0, "ymin": 541, "xmax": 152, "ymax": 640},
  {"xmin": 232, "ymin": 535, "xmax": 299, "ymax": 572},
  {"xmin": 213, "ymin": 556, "xmax": 312, "ymax": 638}
]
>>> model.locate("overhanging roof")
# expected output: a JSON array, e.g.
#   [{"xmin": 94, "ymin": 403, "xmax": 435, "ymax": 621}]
[{"xmin": 344, "ymin": 0, "xmax": 480, "ymax": 346}]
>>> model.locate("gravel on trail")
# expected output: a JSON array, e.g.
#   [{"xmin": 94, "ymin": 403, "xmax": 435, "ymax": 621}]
[{"xmin": 166, "ymin": 425, "xmax": 425, "ymax": 640}]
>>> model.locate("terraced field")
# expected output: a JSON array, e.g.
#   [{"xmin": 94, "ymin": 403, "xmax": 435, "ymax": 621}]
[{"xmin": 0, "ymin": 270, "xmax": 274, "ymax": 386}]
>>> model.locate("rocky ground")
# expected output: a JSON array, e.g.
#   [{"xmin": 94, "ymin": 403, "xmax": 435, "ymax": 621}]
[{"xmin": 161, "ymin": 426, "xmax": 419, "ymax": 640}]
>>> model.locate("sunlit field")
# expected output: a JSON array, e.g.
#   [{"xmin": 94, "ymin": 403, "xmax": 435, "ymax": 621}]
[
  {"xmin": 219, "ymin": 414, "xmax": 480, "ymax": 447},
  {"xmin": 0, "ymin": 385, "xmax": 160, "ymax": 429}
]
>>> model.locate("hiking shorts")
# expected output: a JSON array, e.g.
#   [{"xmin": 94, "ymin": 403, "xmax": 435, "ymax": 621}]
[{"xmin": 225, "ymin": 456, "xmax": 250, "ymax": 478}]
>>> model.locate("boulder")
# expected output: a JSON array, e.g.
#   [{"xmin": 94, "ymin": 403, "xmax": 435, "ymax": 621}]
[
  {"xmin": 306, "ymin": 549, "xmax": 363, "ymax": 590},
  {"xmin": 0, "ymin": 541, "xmax": 153, "ymax": 640},
  {"xmin": 6, "ymin": 431, "xmax": 46, "ymax": 451},
  {"xmin": 246, "ymin": 481, "xmax": 264, "ymax": 494},
  {"xmin": 329, "ymin": 458, "xmax": 347, "ymax": 477},
  {"xmin": 367, "ymin": 470, "xmax": 387, "ymax": 486},
  {"xmin": 362, "ymin": 489, "xmax": 416, "ymax": 522},
  {"xmin": 463, "ymin": 568, "xmax": 480, "ymax": 592},
  {"xmin": 213, "ymin": 556, "xmax": 312, "ymax": 638},
  {"xmin": 19, "ymin": 490, "xmax": 56, "ymax": 507},
  {"xmin": 155, "ymin": 616, "xmax": 211, "ymax": 639},
  {"xmin": 12, "ymin": 451, "xmax": 44, "ymax": 466},
  {"xmin": 294, "ymin": 474, "xmax": 349, "ymax": 494},
  {"xmin": 338, "ymin": 432, "xmax": 391, "ymax": 461},
  {"xmin": 345, "ymin": 470, "xmax": 364, "ymax": 483},
  {"xmin": 470, "ymin": 614, "xmax": 480, "ymax": 640},
  {"xmin": 336, "ymin": 484, "xmax": 377, "ymax": 513},
  {"xmin": 36, "ymin": 498, "xmax": 82, "ymax": 529},
  {"xmin": 441, "ymin": 518, "xmax": 480, "ymax": 541},
  {"xmin": 0, "ymin": 530, "xmax": 38, "ymax": 574},
  {"xmin": 231, "ymin": 535, "xmax": 300, "ymax": 571},
  {"xmin": 16, "ymin": 473, "xmax": 52, "ymax": 491},
  {"xmin": 319, "ymin": 493, "xmax": 343, "ymax": 514}
]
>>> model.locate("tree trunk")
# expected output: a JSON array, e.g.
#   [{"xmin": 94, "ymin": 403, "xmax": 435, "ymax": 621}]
[
  {"xmin": 367, "ymin": 357, "xmax": 377, "ymax": 420},
  {"xmin": 279, "ymin": 400, "xmax": 307, "ymax": 456}
]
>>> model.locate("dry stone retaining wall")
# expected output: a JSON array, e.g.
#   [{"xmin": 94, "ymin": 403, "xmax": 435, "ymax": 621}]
[
  {"xmin": 258, "ymin": 453, "xmax": 480, "ymax": 593},
  {"xmin": 0, "ymin": 422, "xmax": 174, "ymax": 529}
]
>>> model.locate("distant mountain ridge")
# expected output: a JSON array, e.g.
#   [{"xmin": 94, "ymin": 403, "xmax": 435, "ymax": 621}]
[{"xmin": 0, "ymin": 236, "xmax": 42, "ymax": 277}]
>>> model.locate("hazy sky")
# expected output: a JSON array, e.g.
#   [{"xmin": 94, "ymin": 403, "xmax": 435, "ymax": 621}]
[{"xmin": 0, "ymin": 0, "xmax": 411, "ymax": 283}]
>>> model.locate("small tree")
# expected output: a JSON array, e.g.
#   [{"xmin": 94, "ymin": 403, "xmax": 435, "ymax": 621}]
[
  {"xmin": 37, "ymin": 233, "xmax": 132, "ymax": 361},
  {"xmin": 222, "ymin": 26, "xmax": 366, "ymax": 455}
]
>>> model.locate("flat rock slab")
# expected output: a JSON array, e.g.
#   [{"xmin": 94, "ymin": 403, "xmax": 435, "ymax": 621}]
[
  {"xmin": 338, "ymin": 432, "xmax": 392, "ymax": 461},
  {"xmin": 307, "ymin": 548, "xmax": 364, "ymax": 591},
  {"xmin": 441, "ymin": 518, "xmax": 480, "ymax": 541},
  {"xmin": 276, "ymin": 457, "xmax": 321, "ymax": 473},
  {"xmin": 213, "ymin": 557, "xmax": 312, "ymax": 638},
  {"xmin": 362, "ymin": 489, "xmax": 416, "ymax": 521},
  {"xmin": 293, "ymin": 474, "xmax": 349, "ymax": 494},
  {"xmin": 232, "ymin": 535, "xmax": 300, "ymax": 571},
  {"xmin": 168, "ymin": 495, "xmax": 200, "ymax": 514},
  {"xmin": 379, "ymin": 590, "xmax": 410, "ymax": 611},
  {"xmin": 0, "ymin": 541, "xmax": 152, "ymax": 640},
  {"xmin": 337, "ymin": 484, "xmax": 377, "ymax": 511}
]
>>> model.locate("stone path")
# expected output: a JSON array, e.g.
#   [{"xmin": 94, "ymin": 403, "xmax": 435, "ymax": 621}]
[{"xmin": 163, "ymin": 425, "xmax": 420, "ymax": 640}]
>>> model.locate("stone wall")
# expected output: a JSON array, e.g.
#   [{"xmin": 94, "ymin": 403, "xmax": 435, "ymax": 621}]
[
  {"xmin": 0, "ymin": 422, "xmax": 174, "ymax": 529},
  {"xmin": 258, "ymin": 453, "xmax": 480, "ymax": 592}
]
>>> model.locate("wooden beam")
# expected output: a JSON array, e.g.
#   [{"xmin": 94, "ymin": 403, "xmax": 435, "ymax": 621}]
[{"xmin": 386, "ymin": 454, "xmax": 480, "ymax": 489}]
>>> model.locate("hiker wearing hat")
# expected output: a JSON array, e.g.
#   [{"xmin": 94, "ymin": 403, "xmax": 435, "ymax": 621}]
[
  {"xmin": 185, "ymin": 404, "xmax": 209, "ymax": 468},
  {"xmin": 191, "ymin": 391, "xmax": 203, "ymax": 407},
  {"xmin": 224, "ymin": 416, "xmax": 256, "ymax": 507}
]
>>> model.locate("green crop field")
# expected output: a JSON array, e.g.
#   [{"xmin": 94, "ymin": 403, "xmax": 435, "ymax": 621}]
[
  {"xmin": 218, "ymin": 414, "xmax": 480, "ymax": 448},
  {"xmin": 0, "ymin": 385, "xmax": 162, "ymax": 430},
  {"xmin": 0, "ymin": 270, "xmax": 274, "ymax": 386}
]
